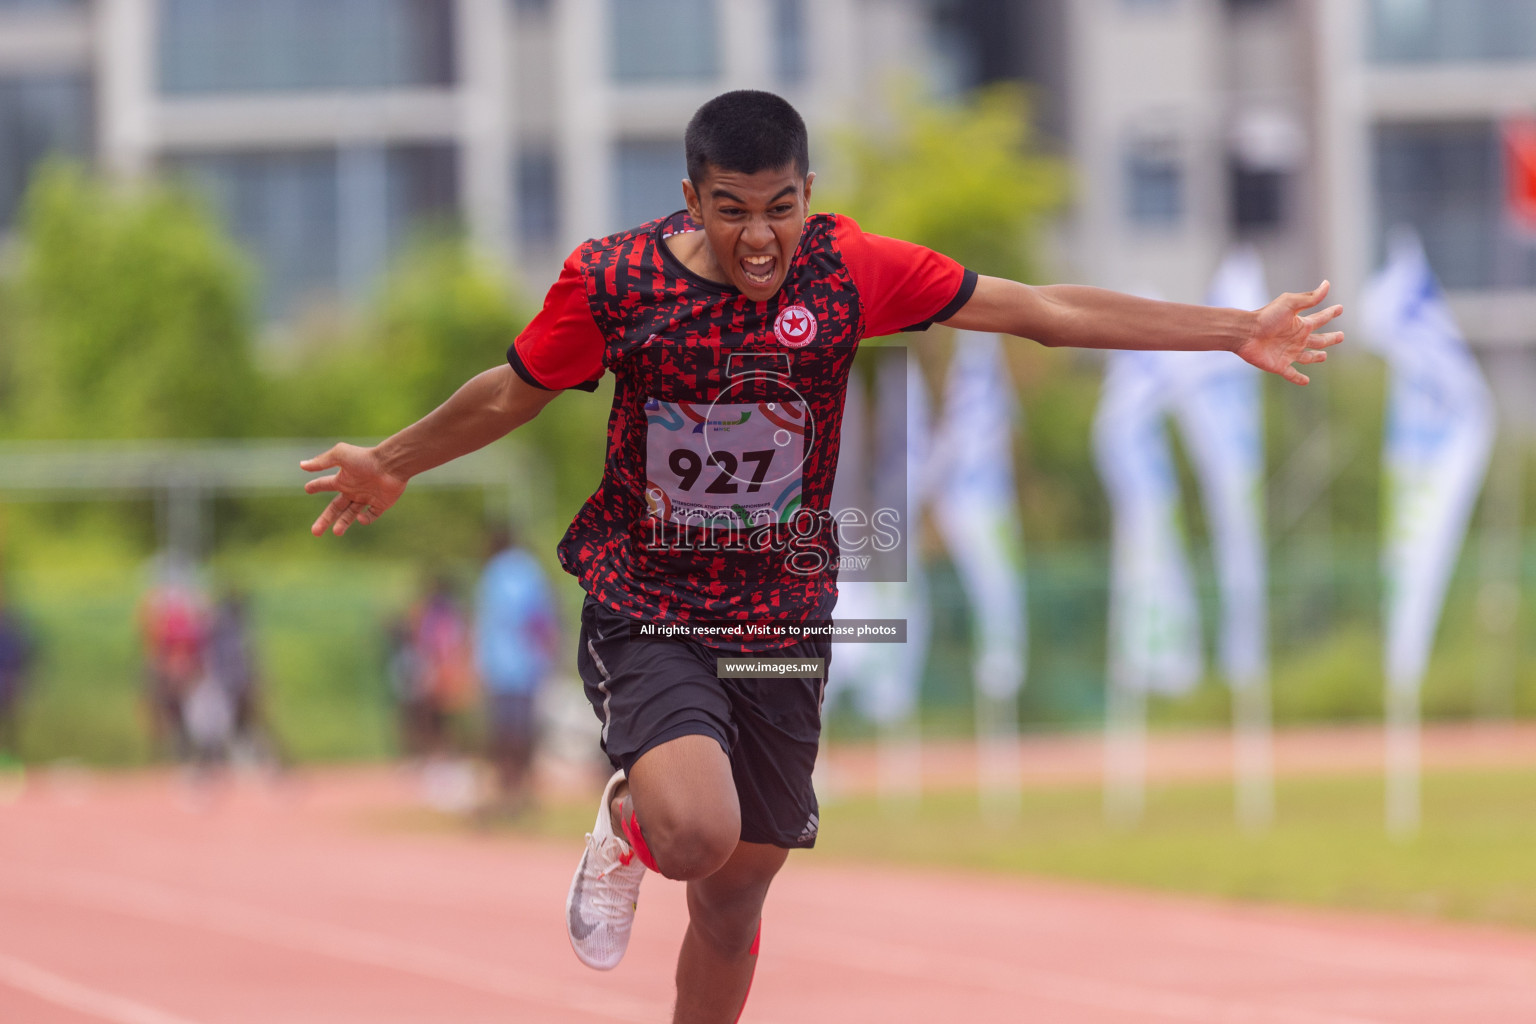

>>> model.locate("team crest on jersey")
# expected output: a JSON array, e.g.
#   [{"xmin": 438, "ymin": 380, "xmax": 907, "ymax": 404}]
[{"xmin": 773, "ymin": 305, "xmax": 818, "ymax": 348}]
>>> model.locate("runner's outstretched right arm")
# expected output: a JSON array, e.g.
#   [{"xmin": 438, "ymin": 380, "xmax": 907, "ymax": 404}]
[
  {"xmin": 302, "ymin": 364, "xmax": 559, "ymax": 538},
  {"xmin": 940, "ymin": 276, "xmax": 1343, "ymax": 386}
]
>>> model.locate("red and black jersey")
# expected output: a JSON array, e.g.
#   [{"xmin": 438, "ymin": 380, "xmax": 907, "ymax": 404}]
[{"xmin": 508, "ymin": 210, "xmax": 974, "ymax": 651}]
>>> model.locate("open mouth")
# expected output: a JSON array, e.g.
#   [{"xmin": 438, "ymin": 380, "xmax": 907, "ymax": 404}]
[{"xmin": 740, "ymin": 254, "xmax": 777, "ymax": 287}]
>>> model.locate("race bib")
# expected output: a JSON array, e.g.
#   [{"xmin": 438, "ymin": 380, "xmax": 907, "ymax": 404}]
[{"xmin": 645, "ymin": 399, "xmax": 807, "ymax": 527}]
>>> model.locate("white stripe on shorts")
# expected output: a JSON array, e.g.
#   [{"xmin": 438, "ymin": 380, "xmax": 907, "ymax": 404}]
[{"xmin": 586, "ymin": 635, "xmax": 614, "ymax": 746}]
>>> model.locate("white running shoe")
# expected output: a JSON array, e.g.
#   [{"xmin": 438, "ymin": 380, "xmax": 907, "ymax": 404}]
[{"xmin": 566, "ymin": 769, "xmax": 647, "ymax": 970}]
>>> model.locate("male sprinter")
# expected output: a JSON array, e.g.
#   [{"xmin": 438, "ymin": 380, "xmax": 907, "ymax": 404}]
[{"xmin": 303, "ymin": 91, "xmax": 1342, "ymax": 1022}]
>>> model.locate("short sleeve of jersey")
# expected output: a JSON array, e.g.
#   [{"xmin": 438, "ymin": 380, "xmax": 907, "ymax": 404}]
[
  {"xmin": 506, "ymin": 248, "xmax": 605, "ymax": 392},
  {"xmin": 831, "ymin": 214, "xmax": 978, "ymax": 338}
]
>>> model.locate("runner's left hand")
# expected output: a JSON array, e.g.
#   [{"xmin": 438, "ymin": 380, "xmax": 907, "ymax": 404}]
[
  {"xmin": 301, "ymin": 443, "xmax": 407, "ymax": 537},
  {"xmin": 1235, "ymin": 281, "xmax": 1344, "ymax": 386}
]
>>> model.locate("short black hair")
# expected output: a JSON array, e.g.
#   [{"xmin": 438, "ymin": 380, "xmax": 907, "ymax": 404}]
[{"xmin": 685, "ymin": 90, "xmax": 809, "ymax": 186}]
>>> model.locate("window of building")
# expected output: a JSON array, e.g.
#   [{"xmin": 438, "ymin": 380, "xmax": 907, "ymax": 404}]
[
  {"xmin": 517, "ymin": 146, "xmax": 558, "ymax": 250},
  {"xmin": 0, "ymin": 74, "xmax": 92, "ymax": 231},
  {"xmin": 1124, "ymin": 137, "xmax": 1184, "ymax": 227},
  {"xmin": 614, "ymin": 139, "xmax": 685, "ymax": 232},
  {"xmin": 773, "ymin": 0, "xmax": 806, "ymax": 86},
  {"xmin": 158, "ymin": 0, "xmax": 456, "ymax": 95},
  {"xmin": 1375, "ymin": 121, "xmax": 1536, "ymax": 289},
  {"xmin": 170, "ymin": 143, "xmax": 458, "ymax": 319},
  {"xmin": 609, "ymin": 0, "xmax": 718, "ymax": 82},
  {"xmin": 0, "ymin": 0, "xmax": 84, "ymax": 10},
  {"xmin": 1371, "ymin": 0, "xmax": 1536, "ymax": 63},
  {"xmin": 1229, "ymin": 164, "xmax": 1284, "ymax": 231},
  {"xmin": 1227, "ymin": 109, "xmax": 1302, "ymax": 233}
]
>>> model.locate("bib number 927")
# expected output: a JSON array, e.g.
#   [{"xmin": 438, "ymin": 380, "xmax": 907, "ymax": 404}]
[
  {"xmin": 667, "ymin": 448, "xmax": 776, "ymax": 494},
  {"xmin": 645, "ymin": 399, "xmax": 806, "ymax": 527}
]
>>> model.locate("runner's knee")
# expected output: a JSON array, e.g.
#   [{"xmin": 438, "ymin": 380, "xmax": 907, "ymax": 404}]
[
  {"xmin": 643, "ymin": 805, "xmax": 739, "ymax": 880},
  {"xmin": 626, "ymin": 733, "xmax": 740, "ymax": 879}
]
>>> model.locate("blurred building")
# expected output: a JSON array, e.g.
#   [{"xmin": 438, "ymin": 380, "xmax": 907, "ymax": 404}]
[
  {"xmin": 942, "ymin": 0, "xmax": 1536, "ymax": 364},
  {"xmin": 1321, "ymin": 0, "xmax": 1536, "ymax": 359},
  {"xmin": 0, "ymin": 0, "xmax": 933, "ymax": 319},
  {"xmin": 938, "ymin": 0, "xmax": 1320, "ymax": 301},
  {"xmin": 4, "ymin": 0, "xmax": 1535, "ymax": 363}
]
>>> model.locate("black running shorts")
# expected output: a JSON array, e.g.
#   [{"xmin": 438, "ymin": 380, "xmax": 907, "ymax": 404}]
[{"xmin": 576, "ymin": 596, "xmax": 827, "ymax": 849}]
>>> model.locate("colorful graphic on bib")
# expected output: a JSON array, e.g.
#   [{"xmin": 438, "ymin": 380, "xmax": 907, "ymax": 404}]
[{"xmin": 646, "ymin": 399, "xmax": 806, "ymax": 527}]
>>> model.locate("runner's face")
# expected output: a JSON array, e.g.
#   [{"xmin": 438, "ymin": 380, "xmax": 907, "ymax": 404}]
[{"xmin": 683, "ymin": 163, "xmax": 814, "ymax": 302}]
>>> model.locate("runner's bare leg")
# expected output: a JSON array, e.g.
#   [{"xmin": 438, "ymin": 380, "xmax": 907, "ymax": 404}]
[
  {"xmin": 674, "ymin": 842, "xmax": 783, "ymax": 1024},
  {"xmin": 623, "ymin": 735, "xmax": 787, "ymax": 1022}
]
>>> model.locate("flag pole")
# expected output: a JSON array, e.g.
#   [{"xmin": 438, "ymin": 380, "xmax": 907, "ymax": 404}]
[
  {"xmin": 1103, "ymin": 666, "xmax": 1146, "ymax": 827},
  {"xmin": 1385, "ymin": 679, "xmax": 1420, "ymax": 837},
  {"xmin": 976, "ymin": 689, "xmax": 1022, "ymax": 823},
  {"xmin": 1233, "ymin": 675, "xmax": 1275, "ymax": 831},
  {"xmin": 877, "ymin": 711, "xmax": 922, "ymax": 812}
]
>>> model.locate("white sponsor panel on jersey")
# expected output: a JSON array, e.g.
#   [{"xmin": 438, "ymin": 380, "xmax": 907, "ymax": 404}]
[{"xmin": 644, "ymin": 398, "xmax": 807, "ymax": 528}]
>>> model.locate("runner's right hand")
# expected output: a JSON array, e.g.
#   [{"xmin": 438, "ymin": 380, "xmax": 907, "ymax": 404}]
[{"xmin": 301, "ymin": 443, "xmax": 408, "ymax": 537}]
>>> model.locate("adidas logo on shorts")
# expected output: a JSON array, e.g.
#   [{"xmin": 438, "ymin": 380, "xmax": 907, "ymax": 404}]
[{"xmin": 798, "ymin": 812, "xmax": 819, "ymax": 842}]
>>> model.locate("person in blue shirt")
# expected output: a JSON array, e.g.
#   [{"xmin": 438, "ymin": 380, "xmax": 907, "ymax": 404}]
[
  {"xmin": 0, "ymin": 579, "xmax": 35, "ymax": 767},
  {"xmin": 475, "ymin": 526, "xmax": 557, "ymax": 816}
]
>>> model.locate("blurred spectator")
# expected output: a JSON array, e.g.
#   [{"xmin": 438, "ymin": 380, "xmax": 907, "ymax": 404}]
[
  {"xmin": 385, "ymin": 614, "xmax": 425, "ymax": 758},
  {"xmin": 474, "ymin": 526, "xmax": 557, "ymax": 817},
  {"xmin": 0, "ymin": 579, "xmax": 36, "ymax": 764},
  {"xmin": 138, "ymin": 557, "xmax": 209, "ymax": 762},
  {"xmin": 389, "ymin": 574, "xmax": 479, "ymax": 811},
  {"xmin": 206, "ymin": 589, "xmax": 283, "ymax": 771},
  {"xmin": 411, "ymin": 574, "xmax": 476, "ymax": 760}
]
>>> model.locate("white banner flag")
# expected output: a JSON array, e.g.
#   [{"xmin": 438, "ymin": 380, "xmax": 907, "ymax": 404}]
[
  {"xmin": 828, "ymin": 361, "xmax": 879, "ymax": 711},
  {"xmin": 1094, "ymin": 350, "xmax": 1203, "ymax": 695},
  {"xmin": 1362, "ymin": 230, "xmax": 1496, "ymax": 694},
  {"xmin": 1160, "ymin": 248, "xmax": 1270, "ymax": 689},
  {"xmin": 932, "ymin": 333, "xmax": 1028, "ymax": 700},
  {"xmin": 829, "ymin": 353, "xmax": 932, "ymax": 725}
]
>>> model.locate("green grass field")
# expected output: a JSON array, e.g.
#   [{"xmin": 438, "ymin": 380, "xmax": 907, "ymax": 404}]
[
  {"xmin": 466, "ymin": 765, "xmax": 1536, "ymax": 935},
  {"xmin": 811, "ymin": 768, "xmax": 1536, "ymax": 932}
]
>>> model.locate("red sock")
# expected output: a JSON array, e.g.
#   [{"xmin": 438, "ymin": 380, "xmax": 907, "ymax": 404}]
[
  {"xmin": 734, "ymin": 923, "xmax": 761, "ymax": 1024},
  {"xmin": 618, "ymin": 803, "xmax": 660, "ymax": 873}
]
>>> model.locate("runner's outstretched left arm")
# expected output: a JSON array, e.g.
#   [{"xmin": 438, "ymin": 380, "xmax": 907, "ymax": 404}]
[
  {"xmin": 939, "ymin": 275, "xmax": 1344, "ymax": 386},
  {"xmin": 302, "ymin": 364, "xmax": 558, "ymax": 537}
]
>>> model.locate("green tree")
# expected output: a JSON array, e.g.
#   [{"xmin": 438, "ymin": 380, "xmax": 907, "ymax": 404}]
[
  {"xmin": 356, "ymin": 234, "xmax": 610, "ymax": 550},
  {"xmin": 269, "ymin": 232, "xmax": 535, "ymax": 435},
  {"xmin": 267, "ymin": 232, "xmax": 608, "ymax": 559},
  {"xmin": 3, "ymin": 161, "xmax": 259, "ymax": 440},
  {"xmin": 362, "ymin": 234, "xmax": 534, "ymax": 432},
  {"xmin": 818, "ymin": 83, "xmax": 1067, "ymax": 282}
]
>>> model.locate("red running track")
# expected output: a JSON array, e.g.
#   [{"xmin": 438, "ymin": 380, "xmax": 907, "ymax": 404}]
[{"xmin": 2, "ymin": 767, "xmax": 1535, "ymax": 1024}]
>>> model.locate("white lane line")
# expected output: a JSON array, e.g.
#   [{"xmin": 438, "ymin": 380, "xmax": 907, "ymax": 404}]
[
  {"xmin": 0, "ymin": 870, "xmax": 662, "ymax": 1024},
  {"xmin": 0, "ymin": 951, "xmax": 209, "ymax": 1024}
]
